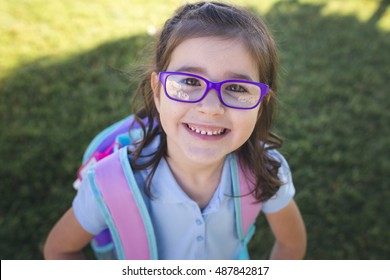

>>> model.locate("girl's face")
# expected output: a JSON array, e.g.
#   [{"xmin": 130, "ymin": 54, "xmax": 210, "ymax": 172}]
[{"xmin": 152, "ymin": 37, "xmax": 260, "ymax": 167}]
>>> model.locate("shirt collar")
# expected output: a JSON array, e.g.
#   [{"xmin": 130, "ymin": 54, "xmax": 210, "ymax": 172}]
[{"xmin": 150, "ymin": 156, "xmax": 232, "ymax": 213}]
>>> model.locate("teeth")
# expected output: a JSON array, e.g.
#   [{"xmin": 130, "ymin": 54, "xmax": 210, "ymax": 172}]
[{"xmin": 188, "ymin": 125, "xmax": 225, "ymax": 135}]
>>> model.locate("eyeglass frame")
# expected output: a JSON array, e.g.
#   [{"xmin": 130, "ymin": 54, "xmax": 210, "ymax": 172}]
[{"xmin": 158, "ymin": 71, "xmax": 269, "ymax": 110}]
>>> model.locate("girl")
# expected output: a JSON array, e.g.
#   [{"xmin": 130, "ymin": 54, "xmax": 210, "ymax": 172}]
[{"xmin": 44, "ymin": 1, "xmax": 306, "ymax": 260}]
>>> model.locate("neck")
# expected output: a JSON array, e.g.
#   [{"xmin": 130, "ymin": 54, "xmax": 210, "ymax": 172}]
[{"xmin": 165, "ymin": 156, "xmax": 225, "ymax": 209}]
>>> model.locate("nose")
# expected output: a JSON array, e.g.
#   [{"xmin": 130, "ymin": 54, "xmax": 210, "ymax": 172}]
[{"xmin": 196, "ymin": 88, "xmax": 225, "ymax": 115}]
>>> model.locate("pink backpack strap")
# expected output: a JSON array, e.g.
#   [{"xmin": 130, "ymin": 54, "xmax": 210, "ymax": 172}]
[
  {"xmin": 88, "ymin": 147, "xmax": 158, "ymax": 259},
  {"xmin": 231, "ymin": 154, "xmax": 262, "ymax": 242}
]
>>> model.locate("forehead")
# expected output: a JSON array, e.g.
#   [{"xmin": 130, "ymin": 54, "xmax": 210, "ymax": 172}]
[{"xmin": 166, "ymin": 37, "xmax": 259, "ymax": 81}]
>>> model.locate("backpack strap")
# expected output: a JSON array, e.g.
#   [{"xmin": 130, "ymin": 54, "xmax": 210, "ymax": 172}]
[
  {"xmin": 230, "ymin": 154, "xmax": 262, "ymax": 258},
  {"xmin": 88, "ymin": 147, "xmax": 158, "ymax": 260}
]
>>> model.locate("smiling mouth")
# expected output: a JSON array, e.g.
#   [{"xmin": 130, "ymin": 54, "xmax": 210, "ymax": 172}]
[{"xmin": 186, "ymin": 124, "xmax": 227, "ymax": 136}]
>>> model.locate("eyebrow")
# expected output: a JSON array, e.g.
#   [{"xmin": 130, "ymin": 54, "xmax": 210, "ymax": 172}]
[{"xmin": 174, "ymin": 66, "xmax": 255, "ymax": 82}]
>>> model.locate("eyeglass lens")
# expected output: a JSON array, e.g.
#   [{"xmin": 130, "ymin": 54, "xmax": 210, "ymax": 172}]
[{"xmin": 164, "ymin": 73, "xmax": 262, "ymax": 109}]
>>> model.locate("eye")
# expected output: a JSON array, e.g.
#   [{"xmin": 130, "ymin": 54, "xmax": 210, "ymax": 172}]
[
  {"xmin": 180, "ymin": 78, "xmax": 202, "ymax": 87},
  {"xmin": 225, "ymin": 84, "xmax": 248, "ymax": 93}
]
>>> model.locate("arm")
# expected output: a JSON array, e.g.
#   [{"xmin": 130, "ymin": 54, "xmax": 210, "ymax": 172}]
[
  {"xmin": 43, "ymin": 207, "xmax": 94, "ymax": 260},
  {"xmin": 265, "ymin": 199, "xmax": 307, "ymax": 259}
]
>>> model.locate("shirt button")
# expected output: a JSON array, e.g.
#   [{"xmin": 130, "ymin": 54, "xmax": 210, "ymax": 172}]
[
  {"xmin": 195, "ymin": 219, "xmax": 202, "ymax": 225},
  {"xmin": 196, "ymin": 236, "xmax": 204, "ymax": 242}
]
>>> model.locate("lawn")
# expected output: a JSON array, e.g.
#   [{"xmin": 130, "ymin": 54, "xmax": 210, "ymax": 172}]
[{"xmin": 1, "ymin": 0, "xmax": 389, "ymax": 259}]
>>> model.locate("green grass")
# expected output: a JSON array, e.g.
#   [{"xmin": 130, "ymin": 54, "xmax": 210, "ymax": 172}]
[{"xmin": 1, "ymin": 0, "xmax": 389, "ymax": 259}]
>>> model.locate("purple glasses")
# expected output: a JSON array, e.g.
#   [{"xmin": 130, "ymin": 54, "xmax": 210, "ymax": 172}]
[{"xmin": 159, "ymin": 72, "xmax": 269, "ymax": 110}]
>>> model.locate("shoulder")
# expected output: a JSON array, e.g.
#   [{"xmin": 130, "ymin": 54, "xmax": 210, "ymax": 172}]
[
  {"xmin": 266, "ymin": 149, "xmax": 292, "ymax": 184},
  {"xmin": 262, "ymin": 149, "xmax": 296, "ymax": 214},
  {"xmin": 266, "ymin": 148, "xmax": 289, "ymax": 167},
  {"xmin": 72, "ymin": 175, "xmax": 106, "ymax": 235}
]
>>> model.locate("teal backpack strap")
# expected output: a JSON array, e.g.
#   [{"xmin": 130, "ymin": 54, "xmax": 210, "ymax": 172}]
[
  {"xmin": 230, "ymin": 154, "xmax": 262, "ymax": 259},
  {"xmin": 88, "ymin": 147, "xmax": 158, "ymax": 260}
]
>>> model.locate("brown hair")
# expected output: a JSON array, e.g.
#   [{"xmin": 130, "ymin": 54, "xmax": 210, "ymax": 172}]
[{"xmin": 130, "ymin": 1, "xmax": 282, "ymax": 202}]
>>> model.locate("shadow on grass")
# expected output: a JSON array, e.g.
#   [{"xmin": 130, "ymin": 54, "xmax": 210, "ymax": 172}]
[
  {"xmin": 0, "ymin": 34, "xmax": 154, "ymax": 259},
  {"xmin": 0, "ymin": 1, "xmax": 389, "ymax": 259}
]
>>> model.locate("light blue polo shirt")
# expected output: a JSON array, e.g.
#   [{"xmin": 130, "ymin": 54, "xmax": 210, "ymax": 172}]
[{"xmin": 73, "ymin": 147, "xmax": 295, "ymax": 259}]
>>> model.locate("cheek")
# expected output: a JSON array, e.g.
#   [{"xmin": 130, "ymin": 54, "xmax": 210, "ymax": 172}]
[
  {"xmin": 160, "ymin": 92, "xmax": 192, "ymax": 117},
  {"xmin": 157, "ymin": 100, "xmax": 170, "ymax": 129},
  {"xmin": 157, "ymin": 97, "xmax": 183, "ymax": 129},
  {"xmin": 236, "ymin": 110, "xmax": 259, "ymax": 139},
  {"xmin": 246, "ymin": 118, "xmax": 258, "ymax": 138}
]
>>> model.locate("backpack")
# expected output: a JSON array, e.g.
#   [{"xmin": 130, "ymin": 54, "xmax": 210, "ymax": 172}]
[{"xmin": 74, "ymin": 114, "xmax": 262, "ymax": 259}]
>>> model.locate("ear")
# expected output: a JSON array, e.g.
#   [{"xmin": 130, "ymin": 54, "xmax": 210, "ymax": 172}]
[{"xmin": 151, "ymin": 72, "xmax": 161, "ymax": 113}]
